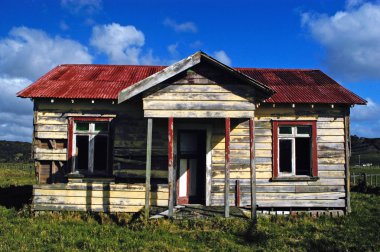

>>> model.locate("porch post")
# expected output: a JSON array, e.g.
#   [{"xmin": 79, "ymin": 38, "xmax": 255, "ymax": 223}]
[
  {"xmin": 249, "ymin": 117, "xmax": 257, "ymax": 222},
  {"xmin": 225, "ymin": 118, "xmax": 231, "ymax": 218},
  {"xmin": 168, "ymin": 117, "xmax": 174, "ymax": 217},
  {"xmin": 145, "ymin": 118, "xmax": 153, "ymax": 219}
]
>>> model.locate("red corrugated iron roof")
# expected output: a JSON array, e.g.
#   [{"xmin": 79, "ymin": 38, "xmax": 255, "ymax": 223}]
[
  {"xmin": 237, "ymin": 68, "xmax": 366, "ymax": 104},
  {"xmin": 17, "ymin": 64, "xmax": 366, "ymax": 104}
]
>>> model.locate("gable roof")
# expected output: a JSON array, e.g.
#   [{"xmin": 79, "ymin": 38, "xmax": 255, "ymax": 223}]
[
  {"xmin": 17, "ymin": 53, "xmax": 366, "ymax": 105},
  {"xmin": 118, "ymin": 51, "xmax": 274, "ymax": 103}
]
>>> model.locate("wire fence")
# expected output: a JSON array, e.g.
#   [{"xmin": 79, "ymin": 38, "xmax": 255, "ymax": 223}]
[{"xmin": 351, "ymin": 173, "xmax": 380, "ymax": 187}]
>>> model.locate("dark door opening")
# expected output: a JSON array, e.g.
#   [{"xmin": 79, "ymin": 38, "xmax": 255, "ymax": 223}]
[{"xmin": 177, "ymin": 130, "xmax": 206, "ymax": 205}]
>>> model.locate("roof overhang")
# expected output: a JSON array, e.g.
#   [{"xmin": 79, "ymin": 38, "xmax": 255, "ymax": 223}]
[{"xmin": 118, "ymin": 51, "xmax": 274, "ymax": 104}]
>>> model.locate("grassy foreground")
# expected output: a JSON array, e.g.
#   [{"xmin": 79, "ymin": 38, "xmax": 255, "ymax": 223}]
[{"xmin": 0, "ymin": 164, "xmax": 379, "ymax": 251}]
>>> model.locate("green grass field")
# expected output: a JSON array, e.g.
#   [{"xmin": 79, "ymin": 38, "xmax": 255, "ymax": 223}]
[{"xmin": 0, "ymin": 163, "xmax": 379, "ymax": 251}]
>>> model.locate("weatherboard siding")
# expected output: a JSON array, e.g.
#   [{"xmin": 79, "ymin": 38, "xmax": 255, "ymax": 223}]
[
  {"xmin": 32, "ymin": 99, "xmax": 348, "ymax": 210},
  {"xmin": 143, "ymin": 70, "xmax": 256, "ymax": 118},
  {"xmin": 253, "ymin": 106, "xmax": 346, "ymax": 208},
  {"xmin": 33, "ymin": 182, "xmax": 168, "ymax": 213}
]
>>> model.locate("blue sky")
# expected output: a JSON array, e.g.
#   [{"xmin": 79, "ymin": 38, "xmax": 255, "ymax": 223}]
[{"xmin": 0, "ymin": 0, "xmax": 379, "ymax": 141}]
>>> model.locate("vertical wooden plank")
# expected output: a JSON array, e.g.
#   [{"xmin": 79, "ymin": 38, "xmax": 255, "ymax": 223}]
[
  {"xmin": 67, "ymin": 118, "xmax": 74, "ymax": 173},
  {"xmin": 272, "ymin": 121, "xmax": 279, "ymax": 178},
  {"xmin": 235, "ymin": 180, "xmax": 240, "ymax": 207},
  {"xmin": 344, "ymin": 109, "xmax": 351, "ymax": 213},
  {"xmin": 145, "ymin": 118, "xmax": 153, "ymax": 219},
  {"xmin": 88, "ymin": 135, "xmax": 94, "ymax": 173},
  {"xmin": 168, "ymin": 117, "xmax": 174, "ymax": 217},
  {"xmin": 249, "ymin": 117, "xmax": 257, "ymax": 221},
  {"xmin": 225, "ymin": 117, "xmax": 230, "ymax": 218},
  {"xmin": 311, "ymin": 121, "xmax": 318, "ymax": 177}
]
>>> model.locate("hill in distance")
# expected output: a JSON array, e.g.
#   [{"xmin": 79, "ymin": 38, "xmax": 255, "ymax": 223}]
[
  {"xmin": 350, "ymin": 135, "xmax": 380, "ymax": 166},
  {"xmin": 0, "ymin": 140, "xmax": 32, "ymax": 163}
]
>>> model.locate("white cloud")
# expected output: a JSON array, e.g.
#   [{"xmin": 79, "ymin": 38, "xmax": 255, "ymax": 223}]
[
  {"xmin": 0, "ymin": 77, "xmax": 32, "ymax": 115},
  {"xmin": 167, "ymin": 43, "xmax": 179, "ymax": 57},
  {"xmin": 61, "ymin": 0, "xmax": 102, "ymax": 14},
  {"xmin": 351, "ymin": 98, "xmax": 380, "ymax": 121},
  {"xmin": 90, "ymin": 23, "xmax": 145, "ymax": 64},
  {"xmin": 140, "ymin": 49, "xmax": 162, "ymax": 65},
  {"xmin": 163, "ymin": 18, "xmax": 197, "ymax": 33},
  {"xmin": 302, "ymin": 2, "xmax": 380, "ymax": 81},
  {"xmin": 351, "ymin": 98, "xmax": 380, "ymax": 137},
  {"xmin": 212, "ymin": 50, "xmax": 232, "ymax": 66},
  {"xmin": 346, "ymin": 0, "xmax": 364, "ymax": 9},
  {"xmin": 0, "ymin": 26, "xmax": 92, "ymax": 80},
  {"xmin": 59, "ymin": 20, "xmax": 70, "ymax": 31},
  {"xmin": 0, "ymin": 26, "xmax": 93, "ymax": 142},
  {"xmin": 190, "ymin": 40, "xmax": 203, "ymax": 49}
]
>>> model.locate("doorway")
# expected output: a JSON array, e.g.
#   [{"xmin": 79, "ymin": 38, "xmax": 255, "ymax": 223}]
[{"xmin": 177, "ymin": 130, "xmax": 206, "ymax": 205}]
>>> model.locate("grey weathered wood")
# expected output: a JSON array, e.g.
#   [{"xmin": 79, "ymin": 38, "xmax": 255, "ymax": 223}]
[
  {"xmin": 144, "ymin": 110, "xmax": 254, "ymax": 118},
  {"xmin": 225, "ymin": 118, "xmax": 230, "ymax": 218},
  {"xmin": 145, "ymin": 118, "xmax": 153, "ymax": 219},
  {"xmin": 344, "ymin": 111, "xmax": 351, "ymax": 213},
  {"xmin": 143, "ymin": 100, "xmax": 256, "ymax": 111},
  {"xmin": 249, "ymin": 117, "xmax": 257, "ymax": 221},
  {"xmin": 118, "ymin": 53, "xmax": 202, "ymax": 103},
  {"xmin": 168, "ymin": 118, "xmax": 174, "ymax": 217}
]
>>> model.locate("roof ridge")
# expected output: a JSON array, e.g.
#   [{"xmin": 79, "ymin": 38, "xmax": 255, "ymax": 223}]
[
  {"xmin": 59, "ymin": 64, "xmax": 167, "ymax": 68},
  {"xmin": 58, "ymin": 64, "xmax": 320, "ymax": 72},
  {"xmin": 236, "ymin": 67, "xmax": 320, "ymax": 71}
]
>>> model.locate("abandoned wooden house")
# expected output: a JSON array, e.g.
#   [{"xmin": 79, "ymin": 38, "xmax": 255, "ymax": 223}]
[{"xmin": 17, "ymin": 51, "xmax": 366, "ymax": 218}]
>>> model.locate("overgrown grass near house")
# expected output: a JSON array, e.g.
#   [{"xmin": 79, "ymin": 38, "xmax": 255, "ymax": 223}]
[{"xmin": 0, "ymin": 163, "xmax": 379, "ymax": 251}]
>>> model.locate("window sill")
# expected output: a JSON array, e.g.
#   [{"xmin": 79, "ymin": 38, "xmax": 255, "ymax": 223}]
[{"xmin": 270, "ymin": 176, "xmax": 319, "ymax": 182}]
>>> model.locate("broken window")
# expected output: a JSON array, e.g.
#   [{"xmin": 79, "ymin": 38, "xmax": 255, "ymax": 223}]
[
  {"xmin": 72, "ymin": 120, "xmax": 110, "ymax": 175},
  {"xmin": 274, "ymin": 122, "xmax": 317, "ymax": 177}
]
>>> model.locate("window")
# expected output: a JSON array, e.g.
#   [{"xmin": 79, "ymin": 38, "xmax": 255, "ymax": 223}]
[
  {"xmin": 273, "ymin": 121, "xmax": 317, "ymax": 178},
  {"xmin": 68, "ymin": 118, "xmax": 111, "ymax": 175}
]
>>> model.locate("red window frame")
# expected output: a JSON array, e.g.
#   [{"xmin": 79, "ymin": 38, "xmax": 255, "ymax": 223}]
[
  {"xmin": 67, "ymin": 117, "xmax": 113, "ymax": 173},
  {"xmin": 272, "ymin": 120, "xmax": 318, "ymax": 178}
]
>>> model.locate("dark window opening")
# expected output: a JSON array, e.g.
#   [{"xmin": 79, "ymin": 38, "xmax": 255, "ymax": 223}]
[
  {"xmin": 94, "ymin": 135, "xmax": 108, "ymax": 171},
  {"xmin": 279, "ymin": 139, "xmax": 292, "ymax": 173},
  {"xmin": 72, "ymin": 120, "xmax": 110, "ymax": 175},
  {"xmin": 76, "ymin": 135, "xmax": 89, "ymax": 170},
  {"xmin": 295, "ymin": 138, "xmax": 311, "ymax": 176}
]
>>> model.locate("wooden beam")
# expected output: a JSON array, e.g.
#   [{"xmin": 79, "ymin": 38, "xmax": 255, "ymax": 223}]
[
  {"xmin": 168, "ymin": 117, "xmax": 174, "ymax": 217},
  {"xmin": 344, "ymin": 109, "xmax": 351, "ymax": 213},
  {"xmin": 118, "ymin": 53, "xmax": 202, "ymax": 103},
  {"xmin": 225, "ymin": 117, "xmax": 230, "ymax": 218},
  {"xmin": 249, "ymin": 117, "xmax": 257, "ymax": 221},
  {"xmin": 145, "ymin": 118, "xmax": 153, "ymax": 219}
]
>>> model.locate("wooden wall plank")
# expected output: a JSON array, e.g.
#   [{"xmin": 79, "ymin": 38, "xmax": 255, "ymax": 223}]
[{"xmin": 144, "ymin": 110, "xmax": 254, "ymax": 118}]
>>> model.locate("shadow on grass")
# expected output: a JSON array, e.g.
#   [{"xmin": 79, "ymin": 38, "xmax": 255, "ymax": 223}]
[
  {"xmin": 0, "ymin": 185, "xmax": 32, "ymax": 210},
  {"xmin": 351, "ymin": 185, "xmax": 380, "ymax": 195},
  {"xmin": 243, "ymin": 221, "xmax": 270, "ymax": 246}
]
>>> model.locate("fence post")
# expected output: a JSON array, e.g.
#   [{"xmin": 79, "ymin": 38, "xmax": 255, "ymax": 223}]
[{"xmin": 376, "ymin": 175, "xmax": 378, "ymax": 186}]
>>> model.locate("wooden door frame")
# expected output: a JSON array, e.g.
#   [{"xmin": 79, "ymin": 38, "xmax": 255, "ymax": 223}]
[{"xmin": 174, "ymin": 122, "xmax": 212, "ymax": 206}]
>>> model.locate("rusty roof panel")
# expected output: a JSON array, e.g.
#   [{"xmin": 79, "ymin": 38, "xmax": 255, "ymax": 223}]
[
  {"xmin": 237, "ymin": 68, "xmax": 366, "ymax": 104},
  {"xmin": 17, "ymin": 64, "xmax": 366, "ymax": 105}
]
